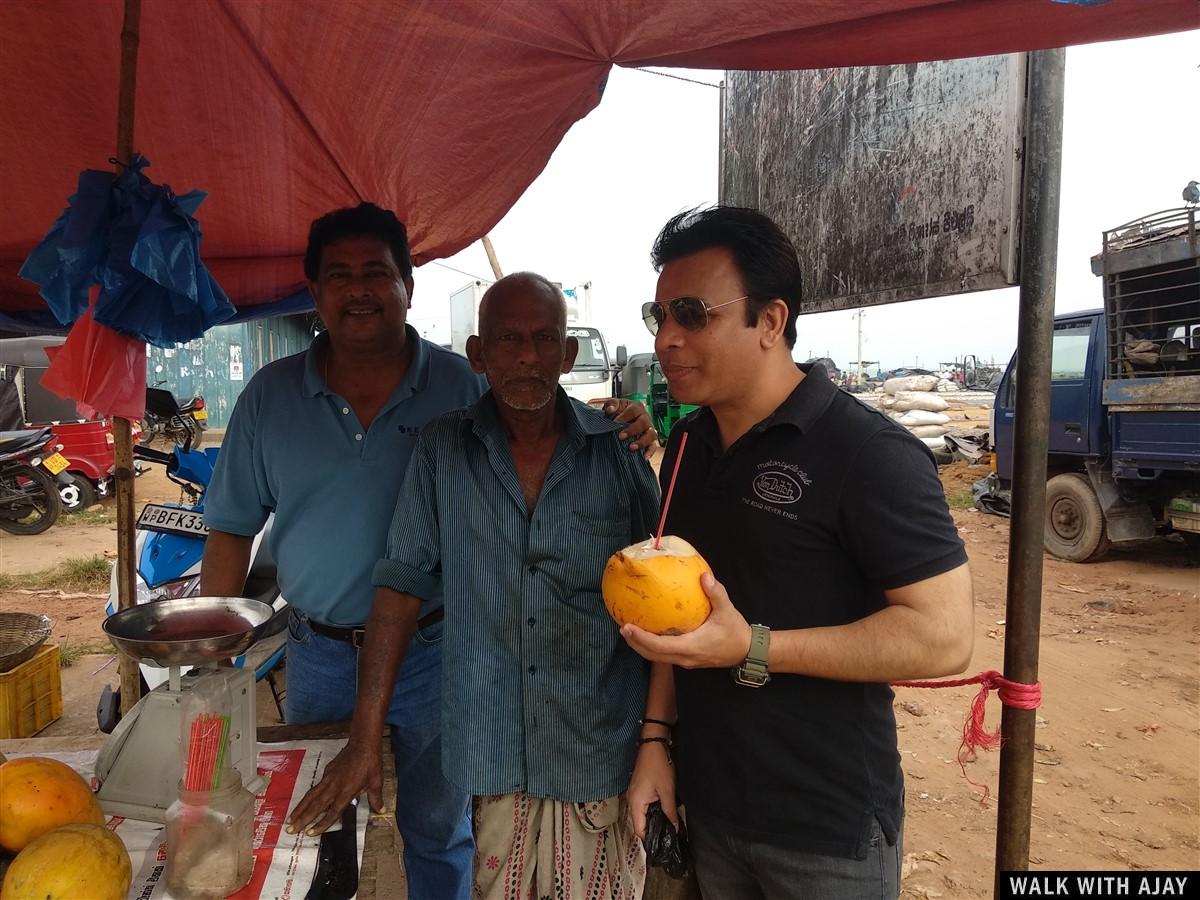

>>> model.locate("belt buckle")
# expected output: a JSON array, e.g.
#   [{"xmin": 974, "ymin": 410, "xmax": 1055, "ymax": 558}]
[{"xmin": 350, "ymin": 627, "xmax": 366, "ymax": 649}]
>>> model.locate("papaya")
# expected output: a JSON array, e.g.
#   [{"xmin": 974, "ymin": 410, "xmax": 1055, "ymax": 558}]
[
  {"xmin": 0, "ymin": 756, "xmax": 105, "ymax": 853},
  {"xmin": 1, "ymin": 823, "xmax": 131, "ymax": 900},
  {"xmin": 602, "ymin": 535, "xmax": 712, "ymax": 635}
]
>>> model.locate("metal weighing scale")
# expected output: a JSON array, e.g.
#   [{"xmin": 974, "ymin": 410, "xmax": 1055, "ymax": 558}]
[{"xmin": 97, "ymin": 597, "xmax": 285, "ymax": 823}]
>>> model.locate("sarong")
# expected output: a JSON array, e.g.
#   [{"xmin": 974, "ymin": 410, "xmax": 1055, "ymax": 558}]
[{"xmin": 472, "ymin": 792, "xmax": 646, "ymax": 900}]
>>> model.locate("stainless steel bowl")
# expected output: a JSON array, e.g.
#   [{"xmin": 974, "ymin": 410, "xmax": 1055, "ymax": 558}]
[{"xmin": 102, "ymin": 596, "xmax": 277, "ymax": 667}]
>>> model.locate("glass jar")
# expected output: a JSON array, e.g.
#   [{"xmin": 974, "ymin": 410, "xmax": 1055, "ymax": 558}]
[{"xmin": 165, "ymin": 769, "xmax": 256, "ymax": 898}]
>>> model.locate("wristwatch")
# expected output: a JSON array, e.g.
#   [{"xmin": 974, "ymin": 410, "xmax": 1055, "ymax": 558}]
[{"xmin": 732, "ymin": 624, "xmax": 771, "ymax": 687}]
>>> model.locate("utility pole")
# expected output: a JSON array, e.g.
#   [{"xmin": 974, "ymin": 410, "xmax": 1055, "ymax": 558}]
[{"xmin": 852, "ymin": 309, "xmax": 865, "ymax": 385}]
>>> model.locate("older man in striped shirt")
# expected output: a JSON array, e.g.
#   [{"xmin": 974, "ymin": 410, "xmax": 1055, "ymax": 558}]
[{"xmin": 291, "ymin": 272, "xmax": 661, "ymax": 899}]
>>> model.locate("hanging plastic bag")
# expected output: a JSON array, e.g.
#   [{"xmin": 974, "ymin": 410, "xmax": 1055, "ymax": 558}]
[
  {"xmin": 41, "ymin": 295, "xmax": 146, "ymax": 422},
  {"xmin": 643, "ymin": 801, "xmax": 690, "ymax": 879},
  {"xmin": 19, "ymin": 155, "xmax": 234, "ymax": 347},
  {"xmin": 18, "ymin": 168, "xmax": 115, "ymax": 325}
]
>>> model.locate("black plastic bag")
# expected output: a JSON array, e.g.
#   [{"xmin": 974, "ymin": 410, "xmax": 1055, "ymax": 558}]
[{"xmin": 643, "ymin": 801, "xmax": 689, "ymax": 879}]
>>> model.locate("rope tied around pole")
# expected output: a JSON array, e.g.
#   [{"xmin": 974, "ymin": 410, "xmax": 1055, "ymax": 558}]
[{"xmin": 892, "ymin": 670, "xmax": 1042, "ymax": 803}]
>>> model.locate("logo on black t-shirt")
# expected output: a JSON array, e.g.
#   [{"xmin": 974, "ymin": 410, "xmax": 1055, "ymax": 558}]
[
  {"xmin": 742, "ymin": 460, "xmax": 811, "ymax": 520},
  {"xmin": 753, "ymin": 471, "xmax": 802, "ymax": 504}
]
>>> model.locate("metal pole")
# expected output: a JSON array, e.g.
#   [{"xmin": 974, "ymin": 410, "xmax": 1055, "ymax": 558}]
[
  {"xmin": 115, "ymin": 0, "xmax": 142, "ymax": 716},
  {"xmin": 717, "ymin": 79, "xmax": 726, "ymax": 204},
  {"xmin": 855, "ymin": 309, "xmax": 864, "ymax": 385},
  {"xmin": 993, "ymin": 47, "xmax": 1065, "ymax": 895}
]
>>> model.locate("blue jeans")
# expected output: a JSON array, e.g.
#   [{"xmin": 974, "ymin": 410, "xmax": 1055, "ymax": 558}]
[
  {"xmin": 687, "ymin": 812, "xmax": 902, "ymax": 900},
  {"xmin": 285, "ymin": 610, "xmax": 473, "ymax": 900}
]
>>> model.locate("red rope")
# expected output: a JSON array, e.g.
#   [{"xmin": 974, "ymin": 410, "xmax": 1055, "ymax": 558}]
[{"xmin": 892, "ymin": 670, "xmax": 1042, "ymax": 803}]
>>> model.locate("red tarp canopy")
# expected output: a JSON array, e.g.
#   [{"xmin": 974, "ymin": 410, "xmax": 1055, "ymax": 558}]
[{"xmin": 1, "ymin": 0, "xmax": 1193, "ymax": 321}]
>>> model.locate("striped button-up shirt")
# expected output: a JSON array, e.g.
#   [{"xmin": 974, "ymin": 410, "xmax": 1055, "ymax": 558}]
[{"xmin": 373, "ymin": 390, "xmax": 660, "ymax": 801}]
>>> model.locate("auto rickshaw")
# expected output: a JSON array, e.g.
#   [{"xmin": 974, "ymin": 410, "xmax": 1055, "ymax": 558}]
[
  {"xmin": 0, "ymin": 336, "xmax": 134, "ymax": 512},
  {"xmin": 619, "ymin": 352, "xmax": 698, "ymax": 447}
]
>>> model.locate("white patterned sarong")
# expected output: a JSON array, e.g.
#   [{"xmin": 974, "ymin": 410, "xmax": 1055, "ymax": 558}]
[{"xmin": 472, "ymin": 792, "xmax": 646, "ymax": 900}]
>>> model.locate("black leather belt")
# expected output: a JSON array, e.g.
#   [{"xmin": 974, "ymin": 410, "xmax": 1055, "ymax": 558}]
[{"xmin": 304, "ymin": 607, "xmax": 444, "ymax": 649}]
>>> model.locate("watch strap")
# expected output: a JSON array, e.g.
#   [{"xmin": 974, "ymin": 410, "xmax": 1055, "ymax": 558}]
[
  {"xmin": 733, "ymin": 623, "xmax": 771, "ymax": 686},
  {"xmin": 745, "ymin": 623, "xmax": 770, "ymax": 667}
]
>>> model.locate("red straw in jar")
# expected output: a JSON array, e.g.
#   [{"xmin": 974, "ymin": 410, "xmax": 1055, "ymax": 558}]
[
  {"xmin": 654, "ymin": 431, "xmax": 688, "ymax": 549},
  {"xmin": 184, "ymin": 713, "xmax": 225, "ymax": 791}
]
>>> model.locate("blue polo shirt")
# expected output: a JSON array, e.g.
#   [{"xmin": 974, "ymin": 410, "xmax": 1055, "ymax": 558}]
[
  {"xmin": 372, "ymin": 391, "xmax": 661, "ymax": 801},
  {"xmin": 204, "ymin": 327, "xmax": 485, "ymax": 625}
]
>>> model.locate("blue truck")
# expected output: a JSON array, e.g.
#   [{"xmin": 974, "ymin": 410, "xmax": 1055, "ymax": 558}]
[{"xmin": 986, "ymin": 206, "xmax": 1200, "ymax": 562}]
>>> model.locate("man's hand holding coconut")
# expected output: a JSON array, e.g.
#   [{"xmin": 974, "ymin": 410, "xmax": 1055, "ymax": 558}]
[{"xmin": 604, "ymin": 539, "xmax": 751, "ymax": 670}]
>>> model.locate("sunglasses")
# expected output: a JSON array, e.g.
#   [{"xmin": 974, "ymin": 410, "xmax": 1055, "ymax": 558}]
[{"xmin": 641, "ymin": 295, "xmax": 750, "ymax": 336}]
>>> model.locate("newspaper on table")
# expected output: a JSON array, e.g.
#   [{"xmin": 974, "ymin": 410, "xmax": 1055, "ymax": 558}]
[{"xmin": 9, "ymin": 741, "xmax": 369, "ymax": 900}]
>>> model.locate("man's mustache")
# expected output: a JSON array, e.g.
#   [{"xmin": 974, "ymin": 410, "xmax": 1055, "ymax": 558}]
[{"xmin": 498, "ymin": 373, "xmax": 555, "ymax": 388}]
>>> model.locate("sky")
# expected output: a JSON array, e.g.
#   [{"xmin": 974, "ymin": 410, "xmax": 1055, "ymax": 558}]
[{"xmin": 407, "ymin": 30, "xmax": 1199, "ymax": 374}]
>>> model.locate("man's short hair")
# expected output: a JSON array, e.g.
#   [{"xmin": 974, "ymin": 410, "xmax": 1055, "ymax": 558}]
[
  {"xmin": 478, "ymin": 272, "xmax": 567, "ymax": 338},
  {"xmin": 304, "ymin": 202, "xmax": 414, "ymax": 282},
  {"xmin": 651, "ymin": 206, "xmax": 803, "ymax": 349}
]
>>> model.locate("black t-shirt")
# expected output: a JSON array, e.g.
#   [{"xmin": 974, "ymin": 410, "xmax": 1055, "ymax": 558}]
[{"xmin": 661, "ymin": 364, "xmax": 967, "ymax": 859}]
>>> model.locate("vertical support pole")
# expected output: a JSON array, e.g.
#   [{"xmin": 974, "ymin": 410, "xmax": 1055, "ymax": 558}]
[
  {"xmin": 717, "ymin": 80, "xmax": 726, "ymax": 203},
  {"xmin": 855, "ymin": 309, "xmax": 865, "ymax": 385},
  {"xmin": 993, "ymin": 47, "xmax": 1066, "ymax": 895},
  {"xmin": 481, "ymin": 235, "xmax": 504, "ymax": 281},
  {"xmin": 115, "ymin": 0, "xmax": 142, "ymax": 716}
]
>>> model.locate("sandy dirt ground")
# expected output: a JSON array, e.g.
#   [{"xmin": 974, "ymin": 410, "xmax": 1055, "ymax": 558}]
[
  {"xmin": 0, "ymin": 419, "xmax": 1196, "ymax": 895},
  {"xmin": 0, "ymin": 460, "xmax": 187, "ymax": 576}
]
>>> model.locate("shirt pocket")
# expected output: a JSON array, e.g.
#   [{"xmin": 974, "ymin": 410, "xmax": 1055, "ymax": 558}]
[
  {"xmin": 560, "ymin": 510, "xmax": 631, "ymax": 597},
  {"xmin": 571, "ymin": 510, "xmax": 629, "ymax": 539}
]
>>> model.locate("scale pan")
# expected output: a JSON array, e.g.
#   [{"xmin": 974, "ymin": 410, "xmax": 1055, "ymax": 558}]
[{"xmin": 102, "ymin": 597, "xmax": 276, "ymax": 667}]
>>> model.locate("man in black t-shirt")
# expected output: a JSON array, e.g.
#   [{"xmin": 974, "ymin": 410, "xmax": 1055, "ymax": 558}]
[{"xmin": 622, "ymin": 207, "xmax": 973, "ymax": 900}]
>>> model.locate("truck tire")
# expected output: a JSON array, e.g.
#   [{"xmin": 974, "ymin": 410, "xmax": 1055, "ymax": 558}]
[{"xmin": 1044, "ymin": 473, "xmax": 1110, "ymax": 563}]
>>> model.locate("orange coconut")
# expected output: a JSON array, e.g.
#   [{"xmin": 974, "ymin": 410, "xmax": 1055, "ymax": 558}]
[
  {"xmin": 0, "ymin": 757, "xmax": 105, "ymax": 854},
  {"xmin": 601, "ymin": 535, "xmax": 712, "ymax": 635}
]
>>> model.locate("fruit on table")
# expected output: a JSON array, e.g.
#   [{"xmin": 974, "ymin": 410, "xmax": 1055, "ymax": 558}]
[
  {"xmin": 0, "ymin": 757, "xmax": 105, "ymax": 853},
  {"xmin": 602, "ymin": 535, "xmax": 712, "ymax": 635},
  {"xmin": 0, "ymin": 823, "xmax": 132, "ymax": 900}
]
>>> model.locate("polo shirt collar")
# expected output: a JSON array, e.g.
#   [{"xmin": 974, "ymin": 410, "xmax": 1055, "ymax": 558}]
[
  {"xmin": 765, "ymin": 363, "xmax": 838, "ymax": 433},
  {"xmin": 302, "ymin": 325, "xmax": 431, "ymax": 399},
  {"xmin": 467, "ymin": 387, "xmax": 621, "ymax": 447},
  {"xmin": 688, "ymin": 362, "xmax": 838, "ymax": 447}
]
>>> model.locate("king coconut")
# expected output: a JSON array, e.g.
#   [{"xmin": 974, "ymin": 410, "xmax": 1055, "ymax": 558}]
[{"xmin": 602, "ymin": 536, "xmax": 712, "ymax": 635}]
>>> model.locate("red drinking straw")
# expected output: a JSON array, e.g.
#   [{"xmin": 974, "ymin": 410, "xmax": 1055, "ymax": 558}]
[{"xmin": 654, "ymin": 431, "xmax": 688, "ymax": 549}]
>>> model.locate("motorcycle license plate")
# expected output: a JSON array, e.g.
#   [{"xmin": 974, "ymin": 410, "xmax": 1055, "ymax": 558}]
[
  {"xmin": 137, "ymin": 503, "xmax": 210, "ymax": 537},
  {"xmin": 192, "ymin": 409, "xmax": 208, "ymax": 422},
  {"xmin": 42, "ymin": 452, "xmax": 70, "ymax": 475}
]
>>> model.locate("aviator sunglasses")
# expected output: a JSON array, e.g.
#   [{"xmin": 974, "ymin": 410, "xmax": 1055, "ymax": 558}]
[{"xmin": 641, "ymin": 295, "xmax": 750, "ymax": 336}]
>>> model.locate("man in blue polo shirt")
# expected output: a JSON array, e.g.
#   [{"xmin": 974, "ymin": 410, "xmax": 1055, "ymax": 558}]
[{"xmin": 201, "ymin": 203, "xmax": 655, "ymax": 899}]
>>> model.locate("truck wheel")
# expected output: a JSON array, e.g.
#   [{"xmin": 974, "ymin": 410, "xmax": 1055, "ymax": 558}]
[
  {"xmin": 59, "ymin": 472, "xmax": 97, "ymax": 513},
  {"xmin": 1044, "ymin": 473, "xmax": 1110, "ymax": 563}
]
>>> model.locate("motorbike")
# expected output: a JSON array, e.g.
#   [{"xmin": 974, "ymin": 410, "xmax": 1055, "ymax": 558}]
[
  {"xmin": 97, "ymin": 439, "xmax": 288, "ymax": 731},
  {"xmin": 139, "ymin": 386, "xmax": 208, "ymax": 448},
  {"xmin": 0, "ymin": 427, "xmax": 74, "ymax": 534}
]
